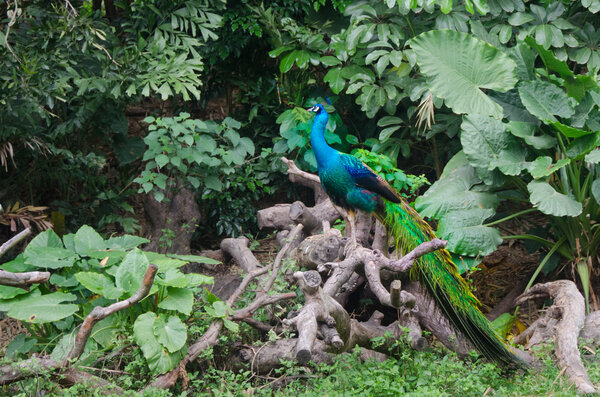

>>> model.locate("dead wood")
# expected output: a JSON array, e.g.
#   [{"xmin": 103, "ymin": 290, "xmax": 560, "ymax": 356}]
[
  {"xmin": 144, "ymin": 187, "xmax": 201, "ymax": 254},
  {"xmin": 293, "ymin": 229, "xmax": 344, "ymax": 270},
  {"xmin": 580, "ymin": 311, "xmax": 600, "ymax": 345},
  {"xmin": 514, "ymin": 280, "xmax": 597, "ymax": 394},
  {"xmin": 257, "ymin": 204, "xmax": 294, "ymax": 230},
  {"xmin": 221, "ymin": 236, "xmax": 262, "ymax": 273},
  {"xmin": 486, "ymin": 278, "xmax": 528, "ymax": 321},
  {"xmin": 289, "ymin": 201, "xmax": 321, "ymax": 234},
  {"xmin": 281, "ymin": 157, "xmax": 327, "ymax": 203},
  {"xmin": 0, "ymin": 269, "xmax": 50, "ymax": 288},
  {"xmin": 0, "ymin": 264, "xmax": 158, "ymax": 389},
  {"xmin": 0, "ymin": 228, "xmax": 31, "ymax": 258}
]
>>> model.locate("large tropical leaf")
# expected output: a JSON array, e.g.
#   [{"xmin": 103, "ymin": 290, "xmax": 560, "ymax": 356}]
[
  {"xmin": 409, "ymin": 30, "xmax": 517, "ymax": 118},
  {"xmin": 437, "ymin": 208, "xmax": 502, "ymax": 257},
  {"xmin": 527, "ymin": 181, "xmax": 582, "ymax": 216}
]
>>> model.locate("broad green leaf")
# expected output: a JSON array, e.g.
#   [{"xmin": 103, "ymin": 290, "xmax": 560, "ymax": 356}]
[
  {"xmin": 460, "ymin": 115, "xmax": 513, "ymax": 185},
  {"xmin": 323, "ymin": 67, "xmax": 345, "ymax": 94},
  {"xmin": 566, "ymin": 134, "xmax": 600, "ymax": 158},
  {"xmin": 0, "ymin": 285, "xmax": 29, "ymax": 299},
  {"xmin": 409, "ymin": 30, "xmax": 517, "ymax": 118},
  {"xmin": 416, "ymin": 151, "xmax": 499, "ymax": 218},
  {"xmin": 437, "ymin": 208, "xmax": 502, "ymax": 256},
  {"xmin": 115, "ymin": 248, "xmax": 149, "ymax": 296},
  {"xmin": 0, "ymin": 289, "xmax": 41, "ymax": 312},
  {"xmin": 591, "ymin": 179, "xmax": 600, "ymax": 204},
  {"xmin": 489, "ymin": 146, "xmax": 528, "ymax": 176},
  {"xmin": 551, "ymin": 122, "xmax": 595, "ymax": 138},
  {"xmin": 167, "ymin": 254, "xmax": 220, "ymax": 265},
  {"xmin": 23, "ymin": 247, "xmax": 77, "ymax": 269},
  {"xmin": 74, "ymin": 225, "xmax": 105, "ymax": 255},
  {"xmin": 4, "ymin": 334, "xmax": 36, "ymax": 360},
  {"xmin": 27, "ymin": 229, "xmax": 63, "ymax": 249},
  {"xmin": 518, "ymin": 80, "xmax": 574, "ymax": 123},
  {"xmin": 528, "ymin": 156, "xmax": 570, "ymax": 179},
  {"xmin": 320, "ymin": 56, "xmax": 341, "ymax": 66},
  {"xmin": 153, "ymin": 315, "xmax": 187, "ymax": 353},
  {"xmin": 133, "ymin": 312, "xmax": 183, "ymax": 374},
  {"xmin": 158, "ymin": 287, "xmax": 194, "ymax": 315},
  {"xmin": 506, "ymin": 121, "xmax": 556, "ymax": 149},
  {"xmin": 527, "ymin": 180, "xmax": 582, "ymax": 216},
  {"xmin": 91, "ymin": 314, "xmax": 120, "ymax": 348},
  {"xmin": 585, "ymin": 150, "xmax": 600, "ymax": 164},
  {"xmin": 205, "ymin": 175, "xmax": 222, "ymax": 191},
  {"xmin": 7, "ymin": 292, "xmax": 78, "ymax": 323},
  {"xmin": 75, "ymin": 272, "xmax": 124, "ymax": 300},
  {"xmin": 279, "ymin": 50, "xmax": 297, "ymax": 73},
  {"xmin": 105, "ymin": 235, "xmax": 150, "ymax": 250},
  {"xmin": 157, "ymin": 268, "xmax": 188, "ymax": 288},
  {"xmin": 185, "ymin": 273, "xmax": 214, "ymax": 287}
]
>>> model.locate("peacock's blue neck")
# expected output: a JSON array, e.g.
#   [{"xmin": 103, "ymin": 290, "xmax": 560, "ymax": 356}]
[{"xmin": 310, "ymin": 111, "xmax": 338, "ymax": 168}]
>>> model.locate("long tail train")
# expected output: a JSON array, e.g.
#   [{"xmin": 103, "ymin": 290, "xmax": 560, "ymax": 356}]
[{"xmin": 376, "ymin": 200, "xmax": 524, "ymax": 367}]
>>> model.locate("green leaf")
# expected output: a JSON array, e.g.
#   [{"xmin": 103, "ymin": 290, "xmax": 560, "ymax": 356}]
[
  {"xmin": 185, "ymin": 273, "xmax": 214, "ymax": 286},
  {"xmin": 91, "ymin": 315, "xmax": 120, "ymax": 348},
  {"xmin": 591, "ymin": 178, "xmax": 600, "ymax": 204},
  {"xmin": 155, "ymin": 154, "xmax": 169, "ymax": 168},
  {"xmin": 320, "ymin": 56, "xmax": 341, "ymax": 66},
  {"xmin": 158, "ymin": 268, "xmax": 188, "ymax": 288},
  {"xmin": 7, "ymin": 292, "xmax": 78, "ymax": 323},
  {"xmin": 416, "ymin": 151, "xmax": 499, "ymax": 219},
  {"xmin": 491, "ymin": 313, "xmax": 516, "ymax": 339},
  {"xmin": 74, "ymin": 225, "xmax": 105, "ymax": 255},
  {"xmin": 0, "ymin": 285, "xmax": 29, "ymax": 299},
  {"xmin": 75, "ymin": 272, "xmax": 123, "ymax": 300},
  {"xmin": 133, "ymin": 312, "xmax": 183, "ymax": 374},
  {"xmin": 153, "ymin": 315, "xmax": 187, "ymax": 353},
  {"xmin": 528, "ymin": 156, "xmax": 570, "ymax": 179},
  {"xmin": 167, "ymin": 254, "xmax": 220, "ymax": 265},
  {"xmin": 204, "ymin": 175, "xmax": 222, "ymax": 191},
  {"xmin": 28, "ymin": 229, "xmax": 63, "ymax": 249},
  {"xmin": 585, "ymin": 149, "xmax": 600, "ymax": 164},
  {"xmin": 23, "ymin": 247, "xmax": 77, "ymax": 269},
  {"xmin": 323, "ymin": 67, "xmax": 345, "ymax": 94},
  {"xmin": 115, "ymin": 248, "xmax": 149, "ymax": 296},
  {"xmin": 105, "ymin": 235, "xmax": 149, "ymax": 250},
  {"xmin": 409, "ymin": 30, "xmax": 517, "ymax": 118},
  {"xmin": 437, "ymin": 208, "xmax": 502, "ymax": 256},
  {"xmin": 551, "ymin": 122, "xmax": 595, "ymax": 138},
  {"xmin": 518, "ymin": 80, "xmax": 574, "ymax": 123},
  {"xmin": 5, "ymin": 334, "xmax": 36, "ymax": 360},
  {"xmin": 279, "ymin": 50, "xmax": 297, "ymax": 73},
  {"xmin": 508, "ymin": 12, "xmax": 535, "ymax": 26},
  {"xmin": 460, "ymin": 115, "xmax": 513, "ymax": 185},
  {"xmin": 566, "ymin": 134, "xmax": 600, "ymax": 158},
  {"xmin": 527, "ymin": 180, "xmax": 582, "ymax": 217},
  {"xmin": 506, "ymin": 121, "xmax": 556, "ymax": 149},
  {"xmin": 158, "ymin": 287, "xmax": 194, "ymax": 315}
]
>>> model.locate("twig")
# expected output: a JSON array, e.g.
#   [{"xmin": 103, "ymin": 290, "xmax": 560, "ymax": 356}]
[
  {"xmin": 4, "ymin": 0, "xmax": 21, "ymax": 63},
  {"xmin": 0, "ymin": 269, "xmax": 50, "ymax": 288},
  {"xmin": 0, "ymin": 227, "xmax": 31, "ymax": 258},
  {"xmin": 65, "ymin": 264, "xmax": 158, "ymax": 362}
]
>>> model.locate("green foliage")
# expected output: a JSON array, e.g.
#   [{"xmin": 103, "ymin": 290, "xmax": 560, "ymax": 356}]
[
  {"xmin": 134, "ymin": 113, "xmax": 254, "ymax": 202},
  {"xmin": 0, "ymin": 226, "xmax": 217, "ymax": 374}
]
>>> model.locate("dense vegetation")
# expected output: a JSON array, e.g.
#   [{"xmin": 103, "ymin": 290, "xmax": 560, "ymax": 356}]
[{"xmin": 1, "ymin": 0, "xmax": 599, "ymax": 395}]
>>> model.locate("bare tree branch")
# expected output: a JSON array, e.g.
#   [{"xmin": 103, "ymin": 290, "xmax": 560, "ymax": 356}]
[{"xmin": 0, "ymin": 227, "xmax": 31, "ymax": 258}]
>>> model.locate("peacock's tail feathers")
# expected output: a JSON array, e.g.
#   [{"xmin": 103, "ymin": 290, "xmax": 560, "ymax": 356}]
[{"xmin": 377, "ymin": 200, "xmax": 524, "ymax": 367}]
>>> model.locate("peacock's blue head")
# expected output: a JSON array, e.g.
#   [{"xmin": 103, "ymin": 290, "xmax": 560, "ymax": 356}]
[{"xmin": 307, "ymin": 103, "xmax": 326, "ymax": 114}]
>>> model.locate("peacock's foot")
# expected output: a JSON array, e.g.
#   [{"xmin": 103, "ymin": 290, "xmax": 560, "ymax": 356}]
[{"xmin": 344, "ymin": 238, "xmax": 359, "ymax": 257}]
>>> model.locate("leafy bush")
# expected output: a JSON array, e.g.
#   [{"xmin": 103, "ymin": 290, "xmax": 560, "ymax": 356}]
[{"xmin": 0, "ymin": 226, "xmax": 222, "ymax": 374}]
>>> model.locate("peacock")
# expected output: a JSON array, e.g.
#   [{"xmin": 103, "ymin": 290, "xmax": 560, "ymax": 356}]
[{"xmin": 307, "ymin": 103, "xmax": 523, "ymax": 367}]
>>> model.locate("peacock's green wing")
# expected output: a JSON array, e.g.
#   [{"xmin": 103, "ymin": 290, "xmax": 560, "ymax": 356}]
[{"xmin": 339, "ymin": 154, "xmax": 402, "ymax": 204}]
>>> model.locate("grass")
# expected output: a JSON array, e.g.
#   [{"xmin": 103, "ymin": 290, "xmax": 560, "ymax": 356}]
[{"xmin": 5, "ymin": 338, "xmax": 599, "ymax": 396}]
